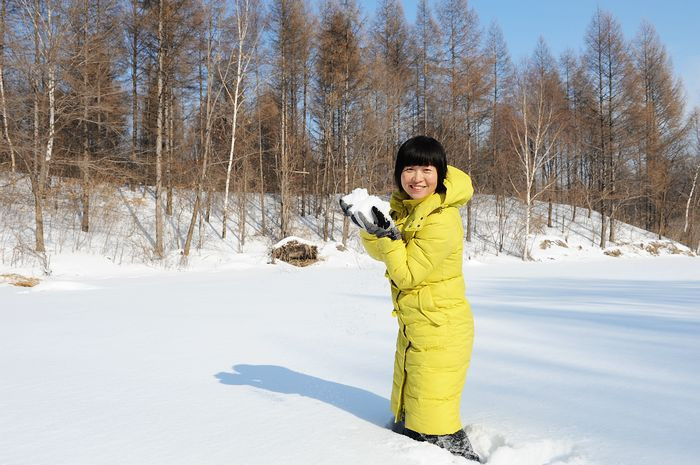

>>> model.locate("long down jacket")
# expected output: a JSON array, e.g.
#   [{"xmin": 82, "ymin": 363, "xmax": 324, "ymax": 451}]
[{"xmin": 360, "ymin": 165, "xmax": 475, "ymax": 435}]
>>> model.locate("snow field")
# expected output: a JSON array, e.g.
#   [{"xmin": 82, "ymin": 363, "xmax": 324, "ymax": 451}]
[{"xmin": 2, "ymin": 256, "xmax": 699, "ymax": 464}]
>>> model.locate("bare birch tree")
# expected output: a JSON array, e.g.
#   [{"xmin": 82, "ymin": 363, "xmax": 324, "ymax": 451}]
[
  {"xmin": 220, "ymin": 0, "xmax": 259, "ymax": 240},
  {"xmin": 508, "ymin": 61, "xmax": 563, "ymax": 260},
  {"xmin": 183, "ymin": 0, "xmax": 226, "ymax": 257},
  {"xmin": 17, "ymin": 0, "xmax": 64, "ymax": 255},
  {"xmin": 0, "ymin": 0, "xmax": 15, "ymax": 173}
]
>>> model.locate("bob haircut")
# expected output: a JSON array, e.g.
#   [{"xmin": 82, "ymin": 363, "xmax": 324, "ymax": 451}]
[{"xmin": 394, "ymin": 135, "xmax": 448, "ymax": 194}]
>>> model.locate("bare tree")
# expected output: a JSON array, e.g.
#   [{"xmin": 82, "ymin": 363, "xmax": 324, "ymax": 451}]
[
  {"xmin": 269, "ymin": 0, "xmax": 312, "ymax": 238},
  {"xmin": 183, "ymin": 0, "xmax": 226, "ymax": 257},
  {"xmin": 220, "ymin": 0, "xmax": 260, "ymax": 240},
  {"xmin": 584, "ymin": 8, "xmax": 631, "ymax": 247},
  {"xmin": 412, "ymin": 0, "xmax": 440, "ymax": 135},
  {"xmin": 508, "ymin": 59, "xmax": 564, "ymax": 260},
  {"xmin": 16, "ymin": 0, "xmax": 66, "ymax": 254},
  {"xmin": 630, "ymin": 21, "xmax": 687, "ymax": 239},
  {"xmin": 313, "ymin": 0, "xmax": 362, "ymax": 246},
  {"xmin": 437, "ymin": 0, "xmax": 485, "ymax": 241}
]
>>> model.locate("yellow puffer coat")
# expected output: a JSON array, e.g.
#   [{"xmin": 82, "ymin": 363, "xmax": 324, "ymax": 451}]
[{"xmin": 360, "ymin": 165, "xmax": 474, "ymax": 435}]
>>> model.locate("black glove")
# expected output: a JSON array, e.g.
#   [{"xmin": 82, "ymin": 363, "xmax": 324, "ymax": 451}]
[
  {"xmin": 356, "ymin": 206, "xmax": 401, "ymax": 240},
  {"xmin": 339, "ymin": 198, "xmax": 362, "ymax": 228}
]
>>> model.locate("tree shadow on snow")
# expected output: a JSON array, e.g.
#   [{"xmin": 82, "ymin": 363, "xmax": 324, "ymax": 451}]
[{"xmin": 215, "ymin": 364, "xmax": 390, "ymax": 427}]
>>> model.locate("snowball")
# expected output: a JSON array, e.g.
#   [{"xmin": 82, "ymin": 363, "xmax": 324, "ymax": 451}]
[{"xmin": 341, "ymin": 188, "xmax": 394, "ymax": 227}]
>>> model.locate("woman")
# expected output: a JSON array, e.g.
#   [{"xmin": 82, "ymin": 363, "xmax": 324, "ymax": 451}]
[{"xmin": 340, "ymin": 136, "xmax": 479, "ymax": 461}]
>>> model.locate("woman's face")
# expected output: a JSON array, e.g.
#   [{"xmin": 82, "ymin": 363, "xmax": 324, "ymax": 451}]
[{"xmin": 401, "ymin": 165, "xmax": 438, "ymax": 200}]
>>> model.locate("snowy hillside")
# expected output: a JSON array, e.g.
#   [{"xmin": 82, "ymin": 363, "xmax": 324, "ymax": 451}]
[{"xmin": 0, "ymin": 178, "xmax": 694, "ymax": 277}]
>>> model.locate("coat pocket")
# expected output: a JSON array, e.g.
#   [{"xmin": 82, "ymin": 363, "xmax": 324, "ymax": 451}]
[{"xmin": 417, "ymin": 286, "xmax": 447, "ymax": 327}]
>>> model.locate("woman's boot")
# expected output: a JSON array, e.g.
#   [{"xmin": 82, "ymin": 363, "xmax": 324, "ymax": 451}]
[{"xmin": 404, "ymin": 427, "xmax": 481, "ymax": 462}]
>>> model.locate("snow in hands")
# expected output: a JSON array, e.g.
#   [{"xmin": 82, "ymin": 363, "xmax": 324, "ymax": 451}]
[{"xmin": 341, "ymin": 188, "xmax": 393, "ymax": 228}]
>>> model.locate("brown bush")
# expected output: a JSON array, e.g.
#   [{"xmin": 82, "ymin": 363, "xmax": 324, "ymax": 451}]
[{"xmin": 271, "ymin": 240, "xmax": 319, "ymax": 267}]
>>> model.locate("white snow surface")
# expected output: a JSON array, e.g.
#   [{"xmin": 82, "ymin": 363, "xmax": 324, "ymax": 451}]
[
  {"xmin": 341, "ymin": 188, "xmax": 394, "ymax": 226},
  {"xmin": 272, "ymin": 235, "xmax": 318, "ymax": 249},
  {"xmin": 1, "ymin": 254, "xmax": 699, "ymax": 465}
]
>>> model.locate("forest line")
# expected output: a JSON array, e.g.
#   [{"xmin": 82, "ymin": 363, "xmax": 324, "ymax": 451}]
[{"xmin": 1, "ymin": 0, "xmax": 699, "ymax": 261}]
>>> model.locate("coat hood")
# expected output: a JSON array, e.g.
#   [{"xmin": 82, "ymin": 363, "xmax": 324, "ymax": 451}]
[{"xmin": 390, "ymin": 165, "xmax": 473, "ymax": 222}]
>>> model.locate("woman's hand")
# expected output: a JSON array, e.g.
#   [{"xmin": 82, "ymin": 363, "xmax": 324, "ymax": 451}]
[
  {"xmin": 338, "ymin": 198, "xmax": 363, "ymax": 228},
  {"xmin": 356, "ymin": 207, "xmax": 401, "ymax": 240}
]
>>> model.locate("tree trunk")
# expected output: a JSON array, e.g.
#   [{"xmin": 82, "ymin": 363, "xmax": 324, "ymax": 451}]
[
  {"xmin": 684, "ymin": 164, "xmax": 699, "ymax": 234},
  {"xmin": 341, "ymin": 59, "xmax": 350, "ymax": 246},
  {"xmin": 0, "ymin": 0, "xmax": 15, "ymax": 173},
  {"xmin": 81, "ymin": 1, "xmax": 90, "ymax": 233},
  {"xmin": 165, "ymin": 91, "xmax": 173, "ymax": 217},
  {"xmin": 32, "ymin": 0, "xmax": 43, "ymax": 252},
  {"xmin": 280, "ymin": 69, "xmax": 289, "ymax": 238},
  {"xmin": 523, "ymin": 191, "xmax": 531, "ymax": 261},
  {"xmin": 222, "ymin": 43, "xmax": 245, "ymax": 239},
  {"xmin": 184, "ymin": 14, "xmax": 216, "ymax": 257},
  {"xmin": 131, "ymin": 0, "xmax": 138, "ymax": 166},
  {"xmin": 154, "ymin": 0, "xmax": 165, "ymax": 258},
  {"xmin": 237, "ymin": 155, "xmax": 248, "ymax": 251},
  {"xmin": 223, "ymin": 1, "xmax": 252, "ymax": 239},
  {"xmin": 255, "ymin": 43, "xmax": 265, "ymax": 235}
]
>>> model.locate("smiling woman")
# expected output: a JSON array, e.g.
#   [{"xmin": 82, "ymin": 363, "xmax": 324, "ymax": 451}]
[{"xmin": 340, "ymin": 135, "xmax": 478, "ymax": 461}]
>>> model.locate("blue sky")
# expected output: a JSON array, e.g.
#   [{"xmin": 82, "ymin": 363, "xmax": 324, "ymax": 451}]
[{"xmin": 353, "ymin": 0, "xmax": 700, "ymax": 111}]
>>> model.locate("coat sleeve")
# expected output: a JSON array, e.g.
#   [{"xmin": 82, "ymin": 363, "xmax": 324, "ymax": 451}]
[
  {"xmin": 359, "ymin": 229, "xmax": 386, "ymax": 261},
  {"xmin": 369, "ymin": 209, "xmax": 461, "ymax": 290}
]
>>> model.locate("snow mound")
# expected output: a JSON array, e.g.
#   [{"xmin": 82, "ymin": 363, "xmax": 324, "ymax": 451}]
[
  {"xmin": 382, "ymin": 424, "xmax": 585, "ymax": 464},
  {"xmin": 467, "ymin": 424, "xmax": 585, "ymax": 465},
  {"xmin": 272, "ymin": 236, "xmax": 318, "ymax": 249}
]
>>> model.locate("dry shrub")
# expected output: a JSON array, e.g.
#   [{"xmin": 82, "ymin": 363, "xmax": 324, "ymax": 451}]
[
  {"xmin": 604, "ymin": 249, "xmax": 622, "ymax": 257},
  {"xmin": 645, "ymin": 242, "xmax": 662, "ymax": 256},
  {"xmin": 667, "ymin": 243, "xmax": 694, "ymax": 256},
  {"xmin": 530, "ymin": 214, "xmax": 547, "ymax": 234},
  {"xmin": 0, "ymin": 273, "xmax": 40, "ymax": 287},
  {"xmin": 644, "ymin": 241, "xmax": 695, "ymax": 257},
  {"xmin": 271, "ymin": 240, "xmax": 319, "ymax": 267},
  {"xmin": 540, "ymin": 239, "xmax": 568, "ymax": 249}
]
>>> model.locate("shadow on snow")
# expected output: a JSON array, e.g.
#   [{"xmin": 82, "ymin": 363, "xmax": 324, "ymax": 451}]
[{"xmin": 214, "ymin": 364, "xmax": 390, "ymax": 427}]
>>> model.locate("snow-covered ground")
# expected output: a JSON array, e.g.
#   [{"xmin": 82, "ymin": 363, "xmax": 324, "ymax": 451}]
[{"xmin": 1, "ymin": 251, "xmax": 699, "ymax": 465}]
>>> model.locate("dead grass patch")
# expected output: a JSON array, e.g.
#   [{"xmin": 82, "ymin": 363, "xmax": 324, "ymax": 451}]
[
  {"xmin": 0, "ymin": 273, "xmax": 40, "ymax": 287},
  {"xmin": 540, "ymin": 239, "xmax": 568, "ymax": 249}
]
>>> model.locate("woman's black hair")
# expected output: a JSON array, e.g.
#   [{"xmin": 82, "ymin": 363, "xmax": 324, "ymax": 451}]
[{"xmin": 394, "ymin": 135, "xmax": 448, "ymax": 194}]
